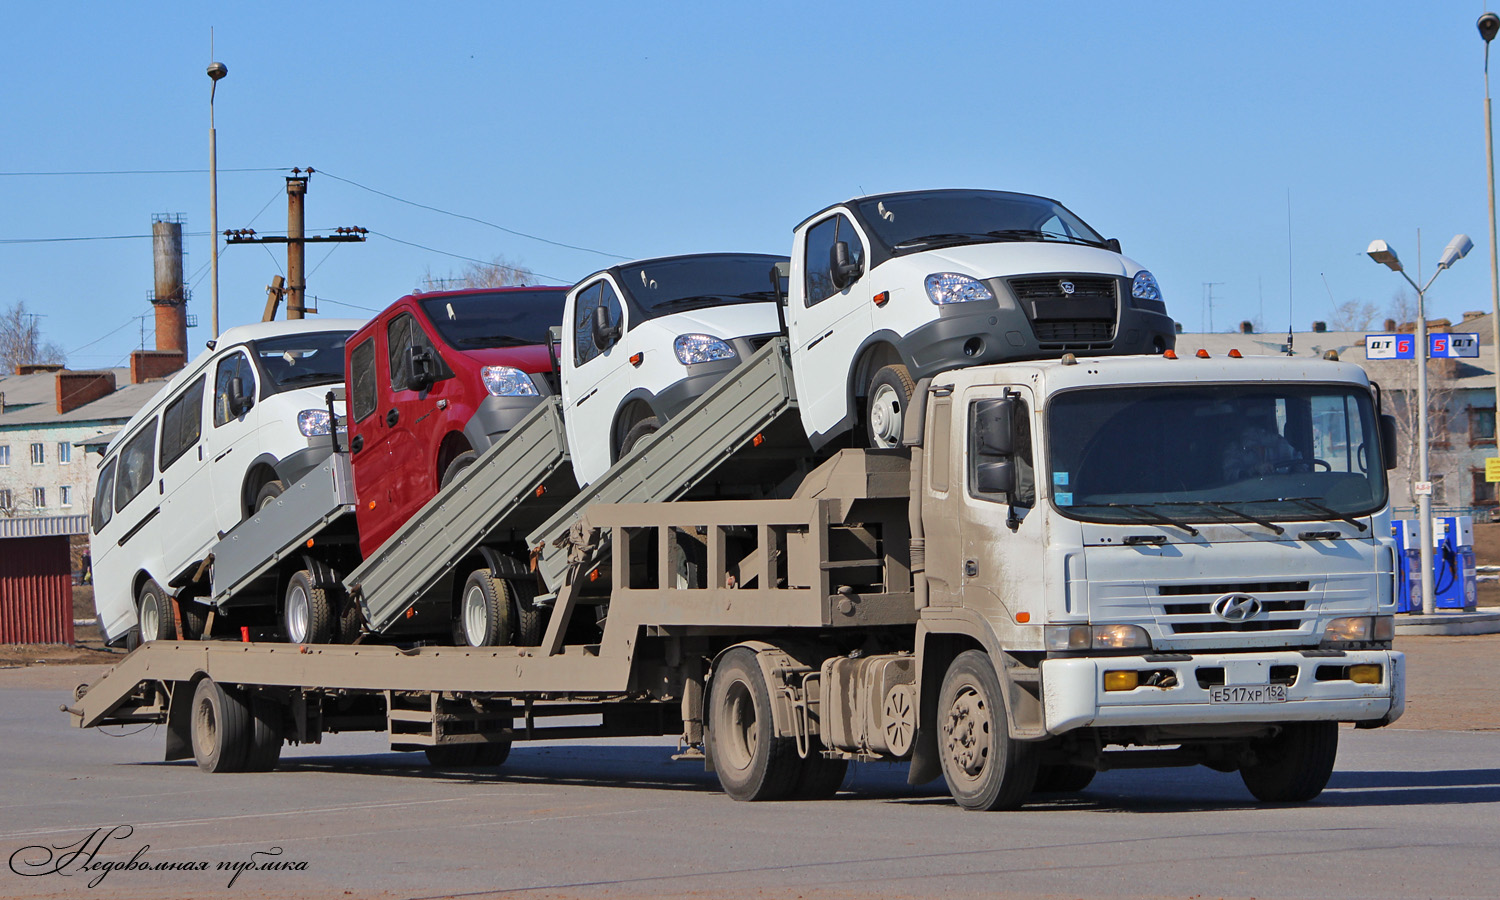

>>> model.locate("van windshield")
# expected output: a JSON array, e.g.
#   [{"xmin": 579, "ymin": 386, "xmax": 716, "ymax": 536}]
[
  {"xmin": 617, "ymin": 254, "xmax": 788, "ymax": 320},
  {"xmin": 420, "ymin": 288, "xmax": 568, "ymax": 349},
  {"xmin": 853, "ymin": 190, "xmax": 1107, "ymax": 256},
  {"xmin": 251, "ymin": 330, "xmax": 353, "ymax": 394}
]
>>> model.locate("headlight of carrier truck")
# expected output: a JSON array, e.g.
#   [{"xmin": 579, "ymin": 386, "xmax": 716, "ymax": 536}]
[
  {"xmin": 1321, "ymin": 615, "xmax": 1395, "ymax": 646},
  {"xmin": 925, "ymin": 272, "xmax": 995, "ymax": 305},
  {"xmin": 481, "ymin": 366, "xmax": 540, "ymax": 397},
  {"xmin": 298, "ymin": 409, "xmax": 334, "ymax": 436},
  {"xmin": 1044, "ymin": 623, "xmax": 1152, "ymax": 652},
  {"xmin": 674, "ymin": 334, "xmax": 736, "ymax": 364},
  {"xmin": 1131, "ymin": 270, "xmax": 1162, "ymax": 303}
]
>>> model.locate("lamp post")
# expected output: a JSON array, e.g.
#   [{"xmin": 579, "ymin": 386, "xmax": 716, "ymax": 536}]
[
  {"xmin": 208, "ymin": 60, "xmax": 228, "ymax": 338},
  {"xmin": 1482, "ymin": 13, "xmax": 1500, "ymax": 450},
  {"xmin": 1368, "ymin": 234, "xmax": 1474, "ymax": 615}
]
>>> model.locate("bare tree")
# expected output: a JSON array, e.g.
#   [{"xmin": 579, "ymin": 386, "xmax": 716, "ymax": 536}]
[
  {"xmin": 1327, "ymin": 297, "xmax": 1380, "ymax": 332},
  {"xmin": 420, "ymin": 255, "xmax": 535, "ymax": 292},
  {"xmin": 0, "ymin": 301, "xmax": 66, "ymax": 374}
]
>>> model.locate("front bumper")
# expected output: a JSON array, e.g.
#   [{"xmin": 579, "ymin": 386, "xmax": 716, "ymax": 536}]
[
  {"xmin": 1040, "ymin": 649, "xmax": 1405, "ymax": 734},
  {"xmin": 464, "ymin": 393, "xmax": 548, "ymax": 453}
]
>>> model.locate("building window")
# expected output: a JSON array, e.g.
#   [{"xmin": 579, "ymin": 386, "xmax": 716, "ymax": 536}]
[
  {"xmin": 30, "ymin": 443, "xmax": 44, "ymax": 465},
  {"xmin": 32, "ymin": 487, "xmax": 45, "ymax": 509},
  {"xmin": 0, "ymin": 444, "xmax": 9, "ymax": 466},
  {"xmin": 57, "ymin": 442, "xmax": 72, "ymax": 464},
  {"xmin": 59, "ymin": 485, "xmax": 73, "ymax": 507},
  {"xmin": 1473, "ymin": 469, "xmax": 1497, "ymax": 506},
  {"xmin": 0, "ymin": 489, "xmax": 10, "ymax": 509},
  {"xmin": 1471, "ymin": 407, "xmax": 1496, "ymax": 446}
]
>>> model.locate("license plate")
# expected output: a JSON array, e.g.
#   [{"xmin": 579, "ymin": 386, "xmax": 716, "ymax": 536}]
[{"xmin": 1210, "ymin": 684, "xmax": 1287, "ymax": 704}]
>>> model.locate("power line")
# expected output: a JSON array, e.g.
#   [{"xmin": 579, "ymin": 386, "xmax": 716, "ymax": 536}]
[
  {"xmin": 308, "ymin": 294, "xmax": 381, "ymax": 313},
  {"xmin": 318, "ymin": 169, "xmax": 630, "ymax": 261},
  {"xmin": 367, "ymin": 230, "xmax": 572, "ymax": 285},
  {"xmin": 0, "ymin": 167, "xmax": 288, "ymax": 177},
  {"xmin": 0, "ymin": 232, "xmax": 212, "ymax": 245},
  {"xmin": 64, "ymin": 317, "xmax": 142, "ymax": 356}
]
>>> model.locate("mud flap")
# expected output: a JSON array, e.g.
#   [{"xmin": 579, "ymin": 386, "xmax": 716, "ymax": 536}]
[{"xmin": 164, "ymin": 681, "xmax": 194, "ymax": 762}]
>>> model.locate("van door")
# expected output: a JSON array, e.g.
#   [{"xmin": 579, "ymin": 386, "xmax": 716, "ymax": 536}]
[
  {"xmin": 789, "ymin": 212, "xmax": 873, "ymax": 442},
  {"xmin": 156, "ymin": 374, "xmax": 213, "ymax": 581},
  {"xmin": 345, "ymin": 333, "xmax": 392, "ymax": 557},
  {"xmin": 562, "ymin": 278, "xmax": 630, "ymax": 483},
  {"xmin": 206, "ymin": 349, "xmax": 263, "ymax": 529},
  {"xmin": 379, "ymin": 311, "xmax": 453, "ymax": 533}
]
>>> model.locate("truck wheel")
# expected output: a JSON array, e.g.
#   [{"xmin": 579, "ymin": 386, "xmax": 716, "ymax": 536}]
[
  {"xmin": 191, "ymin": 677, "xmax": 252, "ymax": 773},
  {"xmin": 283, "ymin": 570, "xmax": 334, "ymax": 644},
  {"xmin": 619, "ymin": 416, "xmax": 661, "ymax": 458},
  {"xmin": 137, "ymin": 580, "xmax": 176, "ymax": 643},
  {"xmin": 708, "ymin": 648, "xmax": 801, "ymax": 801},
  {"xmin": 865, "ymin": 365, "xmax": 915, "ymax": 449},
  {"xmin": 255, "ymin": 479, "xmax": 286, "ymax": 511},
  {"xmin": 505, "ymin": 577, "xmax": 544, "ymax": 646},
  {"xmin": 454, "ymin": 569, "xmax": 513, "ymax": 647},
  {"xmin": 441, "ymin": 451, "xmax": 477, "ymax": 488},
  {"xmin": 792, "ymin": 739, "xmax": 848, "ymax": 800},
  {"xmin": 1033, "ymin": 764, "xmax": 1096, "ymax": 794},
  {"xmin": 243, "ymin": 696, "xmax": 285, "ymax": 772},
  {"xmin": 936, "ymin": 650, "xmax": 1038, "ymax": 810},
  {"xmin": 179, "ymin": 600, "xmax": 209, "ymax": 640},
  {"xmin": 1240, "ymin": 722, "xmax": 1339, "ymax": 803},
  {"xmin": 424, "ymin": 745, "xmax": 480, "ymax": 768}
]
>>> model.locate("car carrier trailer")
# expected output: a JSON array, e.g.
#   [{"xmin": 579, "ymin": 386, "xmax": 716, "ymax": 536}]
[{"xmin": 70, "ymin": 346, "xmax": 1406, "ymax": 810}]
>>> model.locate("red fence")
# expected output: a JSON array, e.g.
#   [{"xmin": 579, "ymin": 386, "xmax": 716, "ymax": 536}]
[{"xmin": 0, "ymin": 535, "xmax": 75, "ymax": 645}]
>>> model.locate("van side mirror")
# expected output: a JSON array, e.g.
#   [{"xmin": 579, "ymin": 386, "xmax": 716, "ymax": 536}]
[
  {"xmin": 830, "ymin": 241, "xmax": 862, "ymax": 290},
  {"xmin": 975, "ymin": 460, "xmax": 1016, "ymax": 495},
  {"xmin": 404, "ymin": 346, "xmax": 437, "ymax": 393},
  {"xmin": 1380, "ymin": 414, "xmax": 1398, "ymax": 470},
  {"xmin": 592, "ymin": 304, "xmax": 621, "ymax": 351},
  {"xmin": 1105, "ymin": 237, "xmax": 1122, "ymax": 254},
  {"xmin": 770, "ymin": 261, "xmax": 791, "ymax": 306},
  {"xmin": 973, "ymin": 398, "xmax": 1015, "ymax": 455},
  {"xmin": 229, "ymin": 376, "xmax": 252, "ymax": 416}
]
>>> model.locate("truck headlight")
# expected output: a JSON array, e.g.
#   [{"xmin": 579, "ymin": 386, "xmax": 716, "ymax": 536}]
[
  {"xmin": 298, "ymin": 409, "xmax": 333, "ymax": 436},
  {"xmin": 481, "ymin": 366, "xmax": 540, "ymax": 397},
  {"xmin": 1131, "ymin": 270, "xmax": 1162, "ymax": 303},
  {"xmin": 1321, "ymin": 615, "xmax": 1395, "ymax": 645},
  {"xmin": 674, "ymin": 334, "xmax": 736, "ymax": 364},
  {"xmin": 925, "ymin": 272, "xmax": 994, "ymax": 305},
  {"xmin": 1045, "ymin": 624, "xmax": 1152, "ymax": 652}
]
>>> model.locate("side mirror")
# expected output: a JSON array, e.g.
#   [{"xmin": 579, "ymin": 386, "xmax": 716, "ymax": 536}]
[
  {"xmin": 770, "ymin": 261, "xmax": 791, "ymax": 306},
  {"xmin": 404, "ymin": 346, "xmax": 437, "ymax": 393},
  {"xmin": 830, "ymin": 241, "xmax": 862, "ymax": 290},
  {"xmin": 973, "ymin": 397, "xmax": 1015, "ymax": 456},
  {"xmin": 1379, "ymin": 414, "xmax": 1398, "ymax": 471},
  {"xmin": 592, "ymin": 304, "xmax": 621, "ymax": 351},
  {"xmin": 229, "ymin": 376, "xmax": 252, "ymax": 416},
  {"xmin": 547, "ymin": 325, "xmax": 563, "ymax": 376},
  {"xmin": 975, "ymin": 460, "xmax": 1016, "ymax": 495},
  {"xmin": 1104, "ymin": 237, "xmax": 1122, "ymax": 254}
]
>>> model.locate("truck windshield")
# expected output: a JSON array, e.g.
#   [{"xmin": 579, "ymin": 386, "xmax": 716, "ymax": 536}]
[
  {"xmin": 420, "ymin": 288, "xmax": 567, "ymax": 349},
  {"xmin": 251, "ymin": 330, "xmax": 354, "ymax": 394},
  {"xmin": 1046, "ymin": 384, "xmax": 1387, "ymax": 526},
  {"xmin": 853, "ymin": 190, "xmax": 1107, "ymax": 256},
  {"xmin": 618, "ymin": 254, "xmax": 788, "ymax": 320}
]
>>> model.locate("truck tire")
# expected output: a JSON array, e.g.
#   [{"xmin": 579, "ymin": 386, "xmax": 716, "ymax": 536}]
[
  {"xmin": 936, "ymin": 650, "xmax": 1038, "ymax": 810},
  {"xmin": 283, "ymin": 569, "xmax": 334, "ymax": 644},
  {"xmin": 441, "ymin": 451, "xmax": 477, "ymax": 488},
  {"xmin": 255, "ymin": 479, "xmax": 286, "ymax": 511},
  {"xmin": 707, "ymin": 648, "xmax": 801, "ymax": 801},
  {"xmin": 179, "ymin": 599, "xmax": 209, "ymax": 640},
  {"xmin": 505, "ymin": 577, "xmax": 544, "ymax": 647},
  {"xmin": 865, "ymin": 364, "xmax": 915, "ymax": 449},
  {"xmin": 1240, "ymin": 722, "xmax": 1338, "ymax": 803},
  {"xmin": 243, "ymin": 696, "xmax": 285, "ymax": 772},
  {"xmin": 454, "ymin": 569, "xmax": 513, "ymax": 647},
  {"xmin": 619, "ymin": 416, "xmax": 660, "ymax": 458},
  {"xmin": 137, "ymin": 580, "xmax": 176, "ymax": 643},
  {"xmin": 424, "ymin": 745, "xmax": 480, "ymax": 768},
  {"xmin": 191, "ymin": 677, "xmax": 252, "ymax": 773},
  {"xmin": 792, "ymin": 739, "xmax": 848, "ymax": 800},
  {"xmin": 1033, "ymin": 764, "xmax": 1096, "ymax": 794}
]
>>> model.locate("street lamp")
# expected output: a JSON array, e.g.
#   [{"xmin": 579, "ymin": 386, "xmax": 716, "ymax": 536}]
[
  {"xmin": 1481, "ymin": 13, "xmax": 1500, "ymax": 468},
  {"xmin": 208, "ymin": 59, "xmax": 228, "ymax": 339},
  {"xmin": 1367, "ymin": 234, "xmax": 1474, "ymax": 616}
]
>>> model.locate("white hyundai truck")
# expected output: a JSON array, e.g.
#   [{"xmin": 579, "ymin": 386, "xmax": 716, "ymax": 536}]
[{"xmin": 70, "ymin": 339, "xmax": 1402, "ymax": 810}]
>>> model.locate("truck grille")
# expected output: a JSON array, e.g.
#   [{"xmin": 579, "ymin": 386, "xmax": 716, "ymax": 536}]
[{"xmin": 1147, "ymin": 579, "xmax": 1321, "ymax": 644}]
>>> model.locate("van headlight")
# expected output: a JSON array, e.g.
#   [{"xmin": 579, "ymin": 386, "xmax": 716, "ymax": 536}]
[
  {"xmin": 298, "ymin": 409, "xmax": 333, "ymax": 436},
  {"xmin": 481, "ymin": 366, "xmax": 540, "ymax": 397},
  {"xmin": 674, "ymin": 334, "xmax": 736, "ymax": 364},
  {"xmin": 1045, "ymin": 624, "xmax": 1152, "ymax": 651},
  {"xmin": 925, "ymin": 272, "xmax": 994, "ymax": 305},
  {"xmin": 1131, "ymin": 270, "xmax": 1162, "ymax": 303}
]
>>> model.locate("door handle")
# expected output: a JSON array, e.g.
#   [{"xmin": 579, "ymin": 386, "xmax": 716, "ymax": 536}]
[
  {"xmin": 351, "ymin": 434, "xmax": 364, "ymax": 454},
  {"xmin": 386, "ymin": 408, "xmax": 400, "ymax": 427}
]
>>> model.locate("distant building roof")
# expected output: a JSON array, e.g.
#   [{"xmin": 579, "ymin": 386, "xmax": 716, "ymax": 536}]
[
  {"xmin": 0, "ymin": 381, "xmax": 159, "ymax": 428},
  {"xmin": 0, "ymin": 367, "xmax": 130, "ymax": 413}
]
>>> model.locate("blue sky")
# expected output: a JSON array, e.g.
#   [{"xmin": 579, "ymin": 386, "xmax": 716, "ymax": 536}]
[{"xmin": 2, "ymin": 1, "xmax": 1496, "ymax": 368}]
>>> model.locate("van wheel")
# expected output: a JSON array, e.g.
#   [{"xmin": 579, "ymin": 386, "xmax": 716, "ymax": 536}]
[
  {"xmin": 180, "ymin": 600, "xmax": 210, "ymax": 640},
  {"xmin": 137, "ymin": 580, "xmax": 176, "ymax": 643},
  {"xmin": 191, "ymin": 677, "xmax": 251, "ymax": 773},
  {"xmin": 708, "ymin": 648, "xmax": 801, "ymax": 801},
  {"xmin": 255, "ymin": 479, "xmax": 286, "ymax": 511},
  {"xmin": 619, "ymin": 416, "xmax": 660, "ymax": 458},
  {"xmin": 937, "ymin": 650, "xmax": 1038, "ymax": 810},
  {"xmin": 865, "ymin": 364, "xmax": 915, "ymax": 449},
  {"xmin": 441, "ymin": 451, "xmax": 477, "ymax": 488},
  {"xmin": 454, "ymin": 569, "xmax": 512, "ymax": 647},
  {"xmin": 506, "ymin": 577, "xmax": 545, "ymax": 646},
  {"xmin": 283, "ymin": 569, "xmax": 334, "ymax": 644}
]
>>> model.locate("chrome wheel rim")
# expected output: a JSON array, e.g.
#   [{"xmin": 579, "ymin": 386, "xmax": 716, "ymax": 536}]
[
  {"xmin": 139, "ymin": 594, "xmax": 160, "ymax": 641},
  {"xmin": 869, "ymin": 383, "xmax": 903, "ymax": 448},
  {"xmin": 462, "ymin": 583, "xmax": 489, "ymax": 646},
  {"xmin": 285, "ymin": 584, "xmax": 309, "ymax": 643}
]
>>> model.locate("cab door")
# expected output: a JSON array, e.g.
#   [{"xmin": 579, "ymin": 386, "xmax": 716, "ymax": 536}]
[
  {"xmin": 345, "ymin": 332, "xmax": 392, "ymax": 557},
  {"xmin": 788, "ymin": 212, "xmax": 873, "ymax": 443},
  {"xmin": 206, "ymin": 349, "xmax": 263, "ymax": 529},
  {"xmin": 562, "ymin": 277, "xmax": 632, "ymax": 484},
  {"xmin": 380, "ymin": 311, "xmax": 454, "ymax": 529}
]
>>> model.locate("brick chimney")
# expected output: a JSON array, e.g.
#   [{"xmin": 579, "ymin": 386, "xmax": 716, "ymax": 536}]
[
  {"xmin": 57, "ymin": 371, "xmax": 116, "ymax": 415},
  {"xmin": 17, "ymin": 363, "xmax": 65, "ymax": 375},
  {"xmin": 130, "ymin": 350, "xmax": 186, "ymax": 384}
]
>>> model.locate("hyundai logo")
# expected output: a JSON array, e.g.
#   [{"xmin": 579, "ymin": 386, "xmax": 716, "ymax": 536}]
[
  {"xmin": 1212, "ymin": 593, "xmax": 1262, "ymax": 622},
  {"xmin": 1059, "ymin": 280, "xmax": 1076, "ymax": 295}
]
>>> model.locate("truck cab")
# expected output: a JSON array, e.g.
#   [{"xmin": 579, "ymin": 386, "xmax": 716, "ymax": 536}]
[
  {"xmin": 785, "ymin": 189, "xmax": 1176, "ymax": 450},
  {"xmin": 345, "ymin": 286, "xmax": 568, "ymax": 557}
]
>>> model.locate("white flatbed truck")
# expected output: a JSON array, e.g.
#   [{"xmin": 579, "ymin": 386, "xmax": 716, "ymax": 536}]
[{"xmin": 69, "ymin": 341, "xmax": 1405, "ymax": 809}]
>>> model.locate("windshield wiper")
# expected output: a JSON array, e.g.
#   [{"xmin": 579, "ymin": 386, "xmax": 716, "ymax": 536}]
[
  {"xmin": 647, "ymin": 295, "xmax": 742, "ymax": 312},
  {"xmin": 1268, "ymin": 496, "xmax": 1369, "ymax": 532},
  {"xmin": 1070, "ymin": 502, "xmax": 1200, "ymax": 537},
  {"xmin": 275, "ymin": 372, "xmax": 340, "ymax": 384},
  {"xmin": 892, "ymin": 232, "xmax": 993, "ymax": 250},
  {"xmin": 456, "ymin": 335, "xmax": 534, "ymax": 347},
  {"xmin": 1157, "ymin": 500, "xmax": 1285, "ymax": 536},
  {"xmin": 986, "ymin": 228, "xmax": 1101, "ymax": 247}
]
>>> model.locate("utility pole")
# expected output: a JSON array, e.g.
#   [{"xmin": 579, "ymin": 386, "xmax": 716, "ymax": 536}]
[
  {"xmin": 1202, "ymin": 282, "xmax": 1224, "ymax": 332},
  {"xmin": 225, "ymin": 168, "xmax": 367, "ymax": 321}
]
